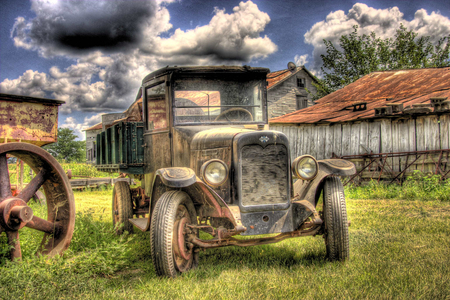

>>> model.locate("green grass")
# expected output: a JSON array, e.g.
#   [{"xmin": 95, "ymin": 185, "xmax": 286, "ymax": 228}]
[
  {"xmin": 8, "ymin": 162, "xmax": 118, "ymax": 185},
  {"xmin": 346, "ymin": 171, "xmax": 450, "ymax": 201},
  {"xmin": 1, "ymin": 188, "xmax": 449, "ymax": 299}
]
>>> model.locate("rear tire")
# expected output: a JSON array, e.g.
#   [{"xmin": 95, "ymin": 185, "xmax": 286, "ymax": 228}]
[
  {"xmin": 150, "ymin": 191, "xmax": 198, "ymax": 278},
  {"xmin": 323, "ymin": 177, "xmax": 349, "ymax": 261},
  {"xmin": 112, "ymin": 181, "xmax": 134, "ymax": 234}
]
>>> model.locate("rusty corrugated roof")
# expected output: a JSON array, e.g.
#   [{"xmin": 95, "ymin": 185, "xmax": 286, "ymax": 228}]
[
  {"xmin": 267, "ymin": 67, "xmax": 302, "ymax": 90},
  {"xmin": 269, "ymin": 67, "xmax": 450, "ymax": 124}
]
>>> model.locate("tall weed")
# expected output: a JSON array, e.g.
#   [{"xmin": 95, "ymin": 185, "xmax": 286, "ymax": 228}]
[{"xmin": 346, "ymin": 171, "xmax": 450, "ymax": 201}]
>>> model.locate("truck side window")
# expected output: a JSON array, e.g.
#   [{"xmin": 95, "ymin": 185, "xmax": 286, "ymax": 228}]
[{"xmin": 146, "ymin": 83, "xmax": 167, "ymax": 130}]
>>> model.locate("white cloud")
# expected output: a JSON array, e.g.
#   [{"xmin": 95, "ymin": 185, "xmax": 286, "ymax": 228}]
[
  {"xmin": 143, "ymin": 1, "xmax": 277, "ymax": 62},
  {"xmin": 304, "ymin": 3, "xmax": 450, "ymax": 74},
  {"xmin": 61, "ymin": 113, "xmax": 103, "ymax": 140},
  {"xmin": 294, "ymin": 54, "xmax": 309, "ymax": 66}
]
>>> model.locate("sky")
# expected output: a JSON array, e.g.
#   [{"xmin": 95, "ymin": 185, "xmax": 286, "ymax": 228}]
[{"xmin": 1, "ymin": 0, "xmax": 450, "ymax": 140}]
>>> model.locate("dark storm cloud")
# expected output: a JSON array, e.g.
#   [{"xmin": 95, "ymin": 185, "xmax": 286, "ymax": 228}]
[
  {"xmin": 23, "ymin": 0, "xmax": 159, "ymax": 55},
  {"xmin": 4, "ymin": 1, "xmax": 277, "ymax": 116}
]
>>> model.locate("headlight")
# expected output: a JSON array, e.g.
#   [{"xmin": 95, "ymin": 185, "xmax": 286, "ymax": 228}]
[
  {"xmin": 201, "ymin": 159, "xmax": 228, "ymax": 187},
  {"xmin": 292, "ymin": 155, "xmax": 318, "ymax": 180}
]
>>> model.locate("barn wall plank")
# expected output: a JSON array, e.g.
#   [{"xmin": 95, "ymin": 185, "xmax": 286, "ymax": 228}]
[
  {"xmin": 368, "ymin": 121, "xmax": 381, "ymax": 154},
  {"xmin": 342, "ymin": 123, "xmax": 351, "ymax": 156},
  {"xmin": 325, "ymin": 125, "xmax": 333, "ymax": 159},
  {"xmin": 380, "ymin": 119, "xmax": 393, "ymax": 172},
  {"xmin": 359, "ymin": 122, "xmax": 369, "ymax": 154},
  {"xmin": 309, "ymin": 125, "xmax": 318, "ymax": 157},
  {"xmin": 296, "ymin": 126, "xmax": 304, "ymax": 157},
  {"xmin": 416, "ymin": 117, "xmax": 425, "ymax": 151},
  {"xmin": 333, "ymin": 124, "xmax": 342, "ymax": 157},
  {"xmin": 350, "ymin": 122, "xmax": 361, "ymax": 156},
  {"xmin": 440, "ymin": 115, "xmax": 449, "ymax": 150},
  {"xmin": 316, "ymin": 125, "xmax": 326, "ymax": 160}
]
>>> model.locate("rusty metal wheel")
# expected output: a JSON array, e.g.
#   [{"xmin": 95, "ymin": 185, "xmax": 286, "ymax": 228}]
[
  {"xmin": 112, "ymin": 181, "xmax": 133, "ymax": 234},
  {"xmin": 150, "ymin": 191, "xmax": 198, "ymax": 277},
  {"xmin": 0, "ymin": 143, "xmax": 75, "ymax": 261}
]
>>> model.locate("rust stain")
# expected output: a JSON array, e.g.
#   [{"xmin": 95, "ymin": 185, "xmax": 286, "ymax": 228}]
[{"xmin": 0, "ymin": 97, "xmax": 60, "ymax": 146}]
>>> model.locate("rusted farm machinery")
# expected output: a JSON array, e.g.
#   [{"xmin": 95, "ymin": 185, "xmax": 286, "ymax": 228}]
[{"xmin": 0, "ymin": 93, "xmax": 75, "ymax": 261}]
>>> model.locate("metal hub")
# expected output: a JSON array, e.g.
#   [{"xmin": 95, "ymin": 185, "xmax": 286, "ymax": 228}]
[{"xmin": 0, "ymin": 197, "xmax": 33, "ymax": 230}]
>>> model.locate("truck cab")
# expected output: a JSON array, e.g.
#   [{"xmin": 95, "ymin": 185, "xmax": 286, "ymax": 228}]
[{"xmin": 95, "ymin": 66, "xmax": 355, "ymax": 278}]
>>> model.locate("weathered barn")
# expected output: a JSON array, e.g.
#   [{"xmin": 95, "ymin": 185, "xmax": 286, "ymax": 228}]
[
  {"xmin": 270, "ymin": 67, "xmax": 450, "ymax": 182},
  {"xmin": 267, "ymin": 64, "xmax": 317, "ymax": 119}
]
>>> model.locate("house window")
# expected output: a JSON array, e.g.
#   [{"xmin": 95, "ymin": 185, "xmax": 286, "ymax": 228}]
[
  {"xmin": 297, "ymin": 78, "xmax": 305, "ymax": 88},
  {"xmin": 296, "ymin": 96, "xmax": 308, "ymax": 110}
]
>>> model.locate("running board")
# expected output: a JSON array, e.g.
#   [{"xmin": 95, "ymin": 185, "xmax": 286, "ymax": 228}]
[{"xmin": 129, "ymin": 218, "xmax": 149, "ymax": 232}]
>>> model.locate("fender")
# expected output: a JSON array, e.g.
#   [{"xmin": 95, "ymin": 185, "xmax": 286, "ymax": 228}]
[
  {"xmin": 146, "ymin": 167, "xmax": 243, "ymax": 231},
  {"xmin": 155, "ymin": 167, "xmax": 196, "ymax": 187},
  {"xmin": 293, "ymin": 159, "xmax": 355, "ymax": 206}
]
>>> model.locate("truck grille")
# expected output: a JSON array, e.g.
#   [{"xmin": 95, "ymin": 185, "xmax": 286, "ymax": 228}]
[{"xmin": 241, "ymin": 144, "xmax": 288, "ymax": 206}]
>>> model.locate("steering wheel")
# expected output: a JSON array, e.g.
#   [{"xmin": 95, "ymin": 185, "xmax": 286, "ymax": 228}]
[{"xmin": 214, "ymin": 108, "xmax": 253, "ymax": 122}]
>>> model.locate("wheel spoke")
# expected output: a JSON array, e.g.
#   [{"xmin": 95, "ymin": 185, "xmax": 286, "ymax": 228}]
[
  {"xmin": 0, "ymin": 153, "xmax": 12, "ymax": 200},
  {"xmin": 26, "ymin": 215, "xmax": 62, "ymax": 235},
  {"xmin": 6, "ymin": 230, "xmax": 22, "ymax": 261},
  {"xmin": 18, "ymin": 168, "xmax": 48, "ymax": 203}
]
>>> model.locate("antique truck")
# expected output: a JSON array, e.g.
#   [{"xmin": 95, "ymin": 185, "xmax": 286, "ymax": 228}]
[{"xmin": 95, "ymin": 66, "xmax": 355, "ymax": 277}]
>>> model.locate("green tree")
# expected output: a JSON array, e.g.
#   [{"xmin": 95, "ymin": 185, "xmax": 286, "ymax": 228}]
[
  {"xmin": 313, "ymin": 24, "xmax": 450, "ymax": 99},
  {"xmin": 44, "ymin": 128, "xmax": 86, "ymax": 163}
]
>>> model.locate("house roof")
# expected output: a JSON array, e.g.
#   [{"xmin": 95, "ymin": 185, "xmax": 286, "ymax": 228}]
[
  {"xmin": 83, "ymin": 122, "xmax": 102, "ymax": 131},
  {"xmin": 269, "ymin": 67, "xmax": 450, "ymax": 124},
  {"xmin": 267, "ymin": 66, "xmax": 316, "ymax": 90}
]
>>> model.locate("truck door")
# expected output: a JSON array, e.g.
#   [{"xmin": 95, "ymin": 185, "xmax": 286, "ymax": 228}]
[{"xmin": 142, "ymin": 81, "xmax": 171, "ymax": 175}]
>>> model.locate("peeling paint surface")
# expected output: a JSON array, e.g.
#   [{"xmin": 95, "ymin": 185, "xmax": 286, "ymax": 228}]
[{"xmin": 0, "ymin": 99, "xmax": 59, "ymax": 146}]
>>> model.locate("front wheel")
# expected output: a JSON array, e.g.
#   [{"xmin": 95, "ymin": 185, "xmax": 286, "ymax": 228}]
[
  {"xmin": 322, "ymin": 176, "xmax": 349, "ymax": 261},
  {"xmin": 150, "ymin": 191, "xmax": 198, "ymax": 277}
]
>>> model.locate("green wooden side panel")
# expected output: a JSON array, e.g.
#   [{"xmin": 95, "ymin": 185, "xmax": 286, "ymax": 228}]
[{"xmin": 95, "ymin": 122, "xmax": 144, "ymax": 174}]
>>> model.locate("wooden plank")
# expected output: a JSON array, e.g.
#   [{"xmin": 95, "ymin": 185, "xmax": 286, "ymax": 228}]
[
  {"xmin": 397, "ymin": 119, "xmax": 410, "ymax": 175},
  {"xmin": 380, "ymin": 119, "xmax": 392, "ymax": 153},
  {"xmin": 295, "ymin": 125, "xmax": 304, "ymax": 157},
  {"xmin": 302, "ymin": 125, "xmax": 311, "ymax": 156},
  {"xmin": 423, "ymin": 115, "xmax": 440, "ymax": 151},
  {"xmin": 368, "ymin": 121, "xmax": 381, "ymax": 154},
  {"xmin": 324, "ymin": 125, "xmax": 333, "ymax": 159},
  {"xmin": 439, "ymin": 115, "xmax": 450, "ymax": 174},
  {"xmin": 341, "ymin": 123, "xmax": 351, "ymax": 156},
  {"xmin": 380, "ymin": 119, "xmax": 393, "ymax": 173},
  {"xmin": 333, "ymin": 124, "xmax": 342, "ymax": 157},
  {"xmin": 359, "ymin": 122, "xmax": 369, "ymax": 154},
  {"xmin": 424, "ymin": 115, "xmax": 440, "ymax": 173},
  {"xmin": 316, "ymin": 125, "xmax": 326, "ymax": 160},
  {"xmin": 440, "ymin": 114, "xmax": 450, "ymax": 150},
  {"xmin": 350, "ymin": 122, "xmax": 361, "ymax": 155},
  {"xmin": 416, "ymin": 117, "xmax": 425, "ymax": 151},
  {"xmin": 309, "ymin": 125, "xmax": 318, "ymax": 158},
  {"xmin": 289, "ymin": 126, "xmax": 297, "ymax": 162}
]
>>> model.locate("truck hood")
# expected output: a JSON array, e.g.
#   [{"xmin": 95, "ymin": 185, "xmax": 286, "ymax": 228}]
[{"xmin": 174, "ymin": 126, "xmax": 255, "ymax": 150}]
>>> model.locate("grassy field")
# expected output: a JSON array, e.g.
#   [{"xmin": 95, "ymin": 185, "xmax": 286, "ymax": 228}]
[{"xmin": 0, "ymin": 186, "xmax": 449, "ymax": 299}]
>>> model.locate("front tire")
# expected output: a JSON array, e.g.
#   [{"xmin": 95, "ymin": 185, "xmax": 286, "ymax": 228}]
[
  {"xmin": 150, "ymin": 191, "xmax": 198, "ymax": 277},
  {"xmin": 323, "ymin": 177, "xmax": 349, "ymax": 261}
]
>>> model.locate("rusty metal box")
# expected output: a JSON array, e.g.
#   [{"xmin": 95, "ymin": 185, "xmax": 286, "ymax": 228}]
[{"xmin": 0, "ymin": 94, "xmax": 64, "ymax": 146}]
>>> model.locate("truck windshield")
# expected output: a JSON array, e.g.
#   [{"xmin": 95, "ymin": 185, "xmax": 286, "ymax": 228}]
[{"xmin": 173, "ymin": 77, "xmax": 266, "ymax": 125}]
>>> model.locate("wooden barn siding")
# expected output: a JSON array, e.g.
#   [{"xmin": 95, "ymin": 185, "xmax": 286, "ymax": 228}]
[{"xmin": 271, "ymin": 114, "xmax": 450, "ymax": 176}]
